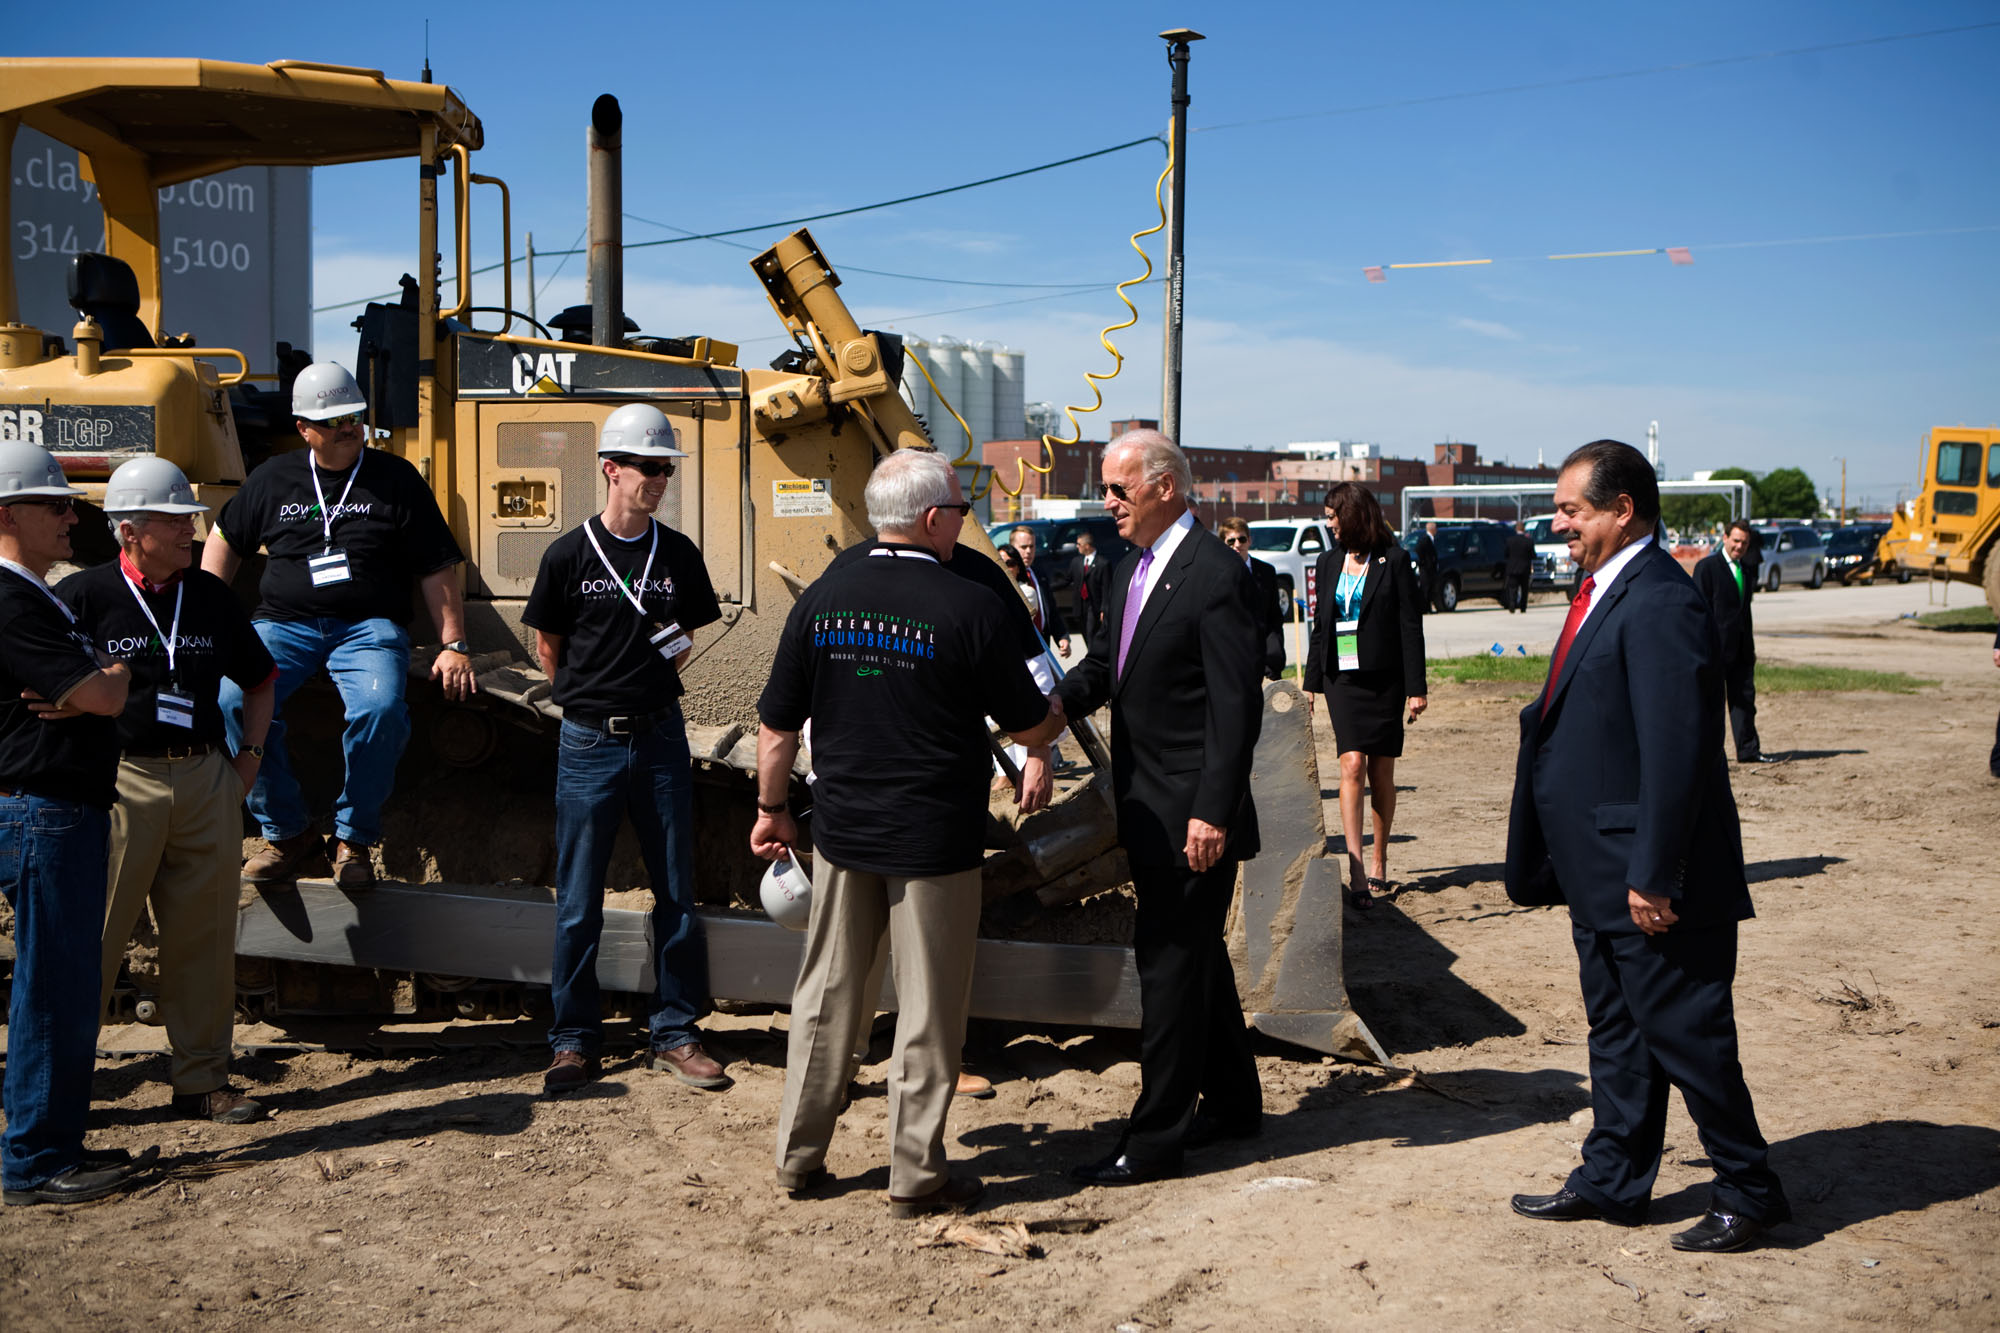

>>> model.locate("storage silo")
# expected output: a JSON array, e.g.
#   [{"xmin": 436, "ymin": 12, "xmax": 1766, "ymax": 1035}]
[
  {"xmin": 991, "ymin": 345, "xmax": 1026, "ymax": 440},
  {"xmin": 926, "ymin": 335, "xmax": 968, "ymax": 451},
  {"xmin": 960, "ymin": 341, "xmax": 996, "ymax": 447},
  {"xmin": 899, "ymin": 335, "xmax": 933, "ymax": 432}
]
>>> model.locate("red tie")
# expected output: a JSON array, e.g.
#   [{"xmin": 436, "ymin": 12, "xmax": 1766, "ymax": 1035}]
[{"xmin": 1543, "ymin": 575, "xmax": 1596, "ymax": 702}]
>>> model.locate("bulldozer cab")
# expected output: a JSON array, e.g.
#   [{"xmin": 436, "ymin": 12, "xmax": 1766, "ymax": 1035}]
[{"xmin": 1876, "ymin": 426, "xmax": 2000, "ymax": 613}]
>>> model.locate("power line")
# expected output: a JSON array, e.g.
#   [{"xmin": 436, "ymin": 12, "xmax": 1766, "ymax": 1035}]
[
  {"xmin": 1193, "ymin": 19, "xmax": 2000, "ymax": 134},
  {"xmin": 311, "ymin": 135, "xmax": 1162, "ymax": 314},
  {"xmin": 736, "ymin": 281, "xmax": 1165, "ymax": 346}
]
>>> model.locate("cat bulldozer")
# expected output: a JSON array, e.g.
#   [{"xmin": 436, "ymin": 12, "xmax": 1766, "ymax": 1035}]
[
  {"xmin": 0, "ymin": 57, "xmax": 1382, "ymax": 1062},
  {"xmin": 1875, "ymin": 426, "xmax": 2000, "ymax": 616}
]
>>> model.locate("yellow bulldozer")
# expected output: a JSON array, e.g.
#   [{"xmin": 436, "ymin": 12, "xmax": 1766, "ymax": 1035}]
[
  {"xmin": 0, "ymin": 56, "xmax": 1381, "ymax": 1062},
  {"xmin": 1876, "ymin": 426, "xmax": 2000, "ymax": 615}
]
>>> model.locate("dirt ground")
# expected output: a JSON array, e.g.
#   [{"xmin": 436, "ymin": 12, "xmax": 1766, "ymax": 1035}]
[{"xmin": 2, "ymin": 617, "xmax": 1996, "ymax": 1331}]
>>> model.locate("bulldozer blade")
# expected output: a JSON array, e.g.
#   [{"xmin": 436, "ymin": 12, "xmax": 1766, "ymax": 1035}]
[{"xmin": 233, "ymin": 680, "xmax": 1382, "ymax": 1059}]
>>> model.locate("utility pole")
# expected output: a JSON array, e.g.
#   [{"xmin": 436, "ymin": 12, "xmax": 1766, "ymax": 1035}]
[
  {"xmin": 1839, "ymin": 455, "xmax": 1847, "ymax": 519},
  {"xmin": 525, "ymin": 231, "xmax": 537, "ymax": 326},
  {"xmin": 1160, "ymin": 28, "xmax": 1202, "ymax": 446}
]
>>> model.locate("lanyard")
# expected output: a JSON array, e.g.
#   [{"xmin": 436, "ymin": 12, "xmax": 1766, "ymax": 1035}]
[
  {"xmin": 584, "ymin": 517, "xmax": 661, "ymax": 619},
  {"xmin": 122, "ymin": 573, "xmax": 185, "ymax": 680},
  {"xmin": 0, "ymin": 558, "xmax": 78, "ymax": 624},
  {"xmin": 1336, "ymin": 566, "xmax": 1366, "ymax": 618},
  {"xmin": 309, "ymin": 451, "xmax": 364, "ymax": 552}
]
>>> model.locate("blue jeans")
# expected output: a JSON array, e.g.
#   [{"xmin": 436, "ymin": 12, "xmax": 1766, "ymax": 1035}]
[
  {"xmin": 221, "ymin": 617, "xmax": 411, "ymax": 847},
  {"xmin": 1, "ymin": 797, "xmax": 110, "ymax": 1190},
  {"xmin": 549, "ymin": 712, "xmax": 710, "ymax": 1054}
]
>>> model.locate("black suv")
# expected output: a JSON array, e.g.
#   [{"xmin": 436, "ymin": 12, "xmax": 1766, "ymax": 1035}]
[
  {"xmin": 1400, "ymin": 522, "xmax": 1511, "ymax": 611},
  {"xmin": 1824, "ymin": 522, "xmax": 1897, "ymax": 585},
  {"xmin": 984, "ymin": 517, "xmax": 1135, "ymax": 621}
]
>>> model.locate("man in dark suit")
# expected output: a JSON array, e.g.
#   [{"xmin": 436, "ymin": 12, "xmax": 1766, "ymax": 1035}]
[
  {"xmin": 1504, "ymin": 439, "xmax": 1789, "ymax": 1254},
  {"xmin": 1218, "ymin": 516, "xmax": 1287, "ymax": 680},
  {"xmin": 1414, "ymin": 522, "xmax": 1440, "ymax": 612},
  {"xmin": 1054, "ymin": 429, "xmax": 1265, "ymax": 1185},
  {"xmin": 1503, "ymin": 521, "xmax": 1536, "ymax": 613},
  {"xmin": 1068, "ymin": 531, "xmax": 1112, "ymax": 649},
  {"xmin": 1691, "ymin": 520, "xmax": 1771, "ymax": 763}
]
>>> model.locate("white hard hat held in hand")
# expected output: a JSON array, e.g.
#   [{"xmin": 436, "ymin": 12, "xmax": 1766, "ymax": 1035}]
[{"xmin": 760, "ymin": 851, "xmax": 812, "ymax": 931}]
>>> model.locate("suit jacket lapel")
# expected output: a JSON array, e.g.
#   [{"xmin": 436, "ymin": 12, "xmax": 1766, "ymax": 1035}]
[
  {"xmin": 1545, "ymin": 550, "xmax": 1647, "ymax": 712},
  {"xmin": 1356, "ymin": 549, "xmax": 1389, "ymax": 619},
  {"xmin": 1116, "ymin": 528, "xmax": 1201, "ymax": 690}
]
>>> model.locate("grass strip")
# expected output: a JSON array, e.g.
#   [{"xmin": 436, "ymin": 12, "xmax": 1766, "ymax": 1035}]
[
  {"xmin": 1426, "ymin": 655, "xmax": 1935, "ymax": 693},
  {"xmin": 1912, "ymin": 606, "xmax": 1998, "ymax": 632}
]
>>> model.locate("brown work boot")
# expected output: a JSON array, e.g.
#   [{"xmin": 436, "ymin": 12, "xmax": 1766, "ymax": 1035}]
[
  {"xmin": 241, "ymin": 832, "xmax": 326, "ymax": 884},
  {"xmin": 331, "ymin": 840, "xmax": 377, "ymax": 889},
  {"xmin": 888, "ymin": 1174, "xmax": 985, "ymax": 1219},
  {"xmin": 542, "ymin": 1050, "xmax": 600, "ymax": 1095},
  {"xmin": 172, "ymin": 1086, "xmax": 268, "ymax": 1125},
  {"xmin": 649, "ymin": 1041, "xmax": 731, "ymax": 1090}
]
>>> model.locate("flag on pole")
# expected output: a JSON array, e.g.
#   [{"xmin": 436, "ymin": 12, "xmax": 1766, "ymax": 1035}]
[
  {"xmin": 1666, "ymin": 247, "xmax": 1693, "ymax": 265},
  {"xmin": 1364, "ymin": 266, "xmax": 1386, "ymax": 283}
]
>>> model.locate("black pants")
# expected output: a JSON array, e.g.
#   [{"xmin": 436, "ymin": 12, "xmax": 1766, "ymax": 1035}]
[
  {"xmin": 1567, "ymin": 921, "xmax": 1788, "ymax": 1224},
  {"xmin": 1724, "ymin": 658, "xmax": 1762, "ymax": 760},
  {"xmin": 1504, "ymin": 573, "xmax": 1531, "ymax": 612},
  {"xmin": 1121, "ymin": 858, "xmax": 1262, "ymax": 1164}
]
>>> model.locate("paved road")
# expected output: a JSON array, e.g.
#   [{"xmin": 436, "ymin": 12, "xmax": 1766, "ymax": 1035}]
[{"xmin": 1269, "ymin": 575, "xmax": 1988, "ymax": 667}]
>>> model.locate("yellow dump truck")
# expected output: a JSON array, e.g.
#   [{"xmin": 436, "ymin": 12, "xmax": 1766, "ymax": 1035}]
[
  {"xmin": 0, "ymin": 57, "xmax": 1381, "ymax": 1062},
  {"xmin": 1876, "ymin": 426, "xmax": 2000, "ymax": 614}
]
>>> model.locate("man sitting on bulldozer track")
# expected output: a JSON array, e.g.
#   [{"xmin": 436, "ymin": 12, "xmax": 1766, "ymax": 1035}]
[
  {"xmin": 204, "ymin": 363, "xmax": 478, "ymax": 888},
  {"xmin": 524, "ymin": 403, "xmax": 727, "ymax": 1095}
]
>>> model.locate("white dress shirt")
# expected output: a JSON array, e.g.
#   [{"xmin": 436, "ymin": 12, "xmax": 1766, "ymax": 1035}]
[{"xmin": 1575, "ymin": 534, "xmax": 1654, "ymax": 632}]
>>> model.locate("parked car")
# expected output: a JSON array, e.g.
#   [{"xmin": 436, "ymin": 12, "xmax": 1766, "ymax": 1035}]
[
  {"xmin": 1244, "ymin": 519, "xmax": 1333, "ymax": 619},
  {"xmin": 983, "ymin": 516, "xmax": 1134, "ymax": 622},
  {"xmin": 1823, "ymin": 522, "xmax": 1898, "ymax": 584},
  {"xmin": 1522, "ymin": 514, "xmax": 1580, "ymax": 589},
  {"xmin": 1401, "ymin": 520, "xmax": 1511, "ymax": 611},
  {"xmin": 1752, "ymin": 524, "xmax": 1827, "ymax": 590}
]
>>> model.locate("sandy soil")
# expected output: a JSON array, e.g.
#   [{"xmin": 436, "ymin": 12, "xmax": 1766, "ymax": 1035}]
[{"xmin": 2, "ymin": 618, "xmax": 1996, "ymax": 1331}]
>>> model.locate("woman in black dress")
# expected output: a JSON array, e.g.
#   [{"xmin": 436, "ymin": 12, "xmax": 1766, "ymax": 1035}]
[{"xmin": 1301, "ymin": 483, "xmax": 1428, "ymax": 911}]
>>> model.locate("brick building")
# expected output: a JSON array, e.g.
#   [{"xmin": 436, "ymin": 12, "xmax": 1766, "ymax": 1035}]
[
  {"xmin": 1271, "ymin": 454, "xmax": 1433, "ymax": 520},
  {"xmin": 1420, "ymin": 442, "xmax": 1561, "ymax": 518}
]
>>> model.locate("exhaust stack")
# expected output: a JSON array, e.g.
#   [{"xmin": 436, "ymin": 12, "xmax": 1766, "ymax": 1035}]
[{"xmin": 587, "ymin": 94, "xmax": 623, "ymax": 348}]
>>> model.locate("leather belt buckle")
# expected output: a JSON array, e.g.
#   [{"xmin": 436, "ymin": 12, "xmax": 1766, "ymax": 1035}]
[{"xmin": 605, "ymin": 715, "xmax": 634, "ymax": 736}]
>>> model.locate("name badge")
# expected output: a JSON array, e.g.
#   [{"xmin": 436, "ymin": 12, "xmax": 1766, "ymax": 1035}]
[
  {"xmin": 650, "ymin": 621, "xmax": 692, "ymax": 662},
  {"xmin": 1336, "ymin": 618, "xmax": 1361, "ymax": 672},
  {"xmin": 309, "ymin": 549, "xmax": 352, "ymax": 587},
  {"xmin": 156, "ymin": 689, "xmax": 196, "ymax": 729}
]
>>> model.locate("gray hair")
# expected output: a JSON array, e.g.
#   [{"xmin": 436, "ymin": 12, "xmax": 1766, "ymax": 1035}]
[
  {"xmin": 866, "ymin": 448, "xmax": 957, "ymax": 532},
  {"xmin": 1107, "ymin": 428, "xmax": 1192, "ymax": 498}
]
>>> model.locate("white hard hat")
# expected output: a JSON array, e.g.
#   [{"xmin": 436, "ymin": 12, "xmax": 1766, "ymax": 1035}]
[
  {"xmin": 759, "ymin": 851, "xmax": 813, "ymax": 931},
  {"xmin": 597, "ymin": 402, "xmax": 686, "ymax": 458},
  {"xmin": 0, "ymin": 440, "xmax": 84, "ymax": 503},
  {"xmin": 291, "ymin": 362, "xmax": 368, "ymax": 421},
  {"xmin": 103, "ymin": 456, "xmax": 209, "ymax": 515}
]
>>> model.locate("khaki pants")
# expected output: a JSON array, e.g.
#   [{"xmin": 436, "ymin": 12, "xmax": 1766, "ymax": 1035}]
[
  {"xmin": 100, "ymin": 750, "xmax": 243, "ymax": 1096},
  {"xmin": 776, "ymin": 859, "xmax": 980, "ymax": 1198}
]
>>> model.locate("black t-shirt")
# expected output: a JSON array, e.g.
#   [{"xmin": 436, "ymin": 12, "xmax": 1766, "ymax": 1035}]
[
  {"xmin": 58, "ymin": 561, "xmax": 277, "ymax": 751},
  {"xmin": 215, "ymin": 446, "xmax": 463, "ymax": 625},
  {"xmin": 826, "ymin": 539, "xmax": 1043, "ymax": 661},
  {"xmin": 0, "ymin": 567, "xmax": 122, "ymax": 808},
  {"xmin": 521, "ymin": 517, "xmax": 722, "ymax": 719},
  {"xmin": 759, "ymin": 543, "xmax": 1049, "ymax": 877}
]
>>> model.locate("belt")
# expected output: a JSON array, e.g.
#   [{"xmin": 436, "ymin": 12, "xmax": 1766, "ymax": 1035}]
[
  {"xmin": 569, "ymin": 708, "xmax": 677, "ymax": 736},
  {"xmin": 125, "ymin": 742, "xmax": 215, "ymax": 760}
]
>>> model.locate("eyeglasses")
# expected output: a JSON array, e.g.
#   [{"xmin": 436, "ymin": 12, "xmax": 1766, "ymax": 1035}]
[
  {"xmin": 929, "ymin": 502, "xmax": 973, "ymax": 516},
  {"xmin": 609, "ymin": 456, "xmax": 676, "ymax": 478},
  {"xmin": 8, "ymin": 497, "xmax": 74, "ymax": 515}
]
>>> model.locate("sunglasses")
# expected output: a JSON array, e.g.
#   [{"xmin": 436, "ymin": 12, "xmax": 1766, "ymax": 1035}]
[
  {"xmin": 1223, "ymin": 533, "xmax": 1251, "ymax": 546},
  {"xmin": 929, "ymin": 502, "xmax": 972, "ymax": 516},
  {"xmin": 312, "ymin": 413, "xmax": 365, "ymax": 431},
  {"xmin": 1098, "ymin": 480, "xmax": 1150, "ymax": 502},
  {"xmin": 9, "ymin": 497, "xmax": 74, "ymax": 515},
  {"xmin": 610, "ymin": 456, "xmax": 676, "ymax": 478}
]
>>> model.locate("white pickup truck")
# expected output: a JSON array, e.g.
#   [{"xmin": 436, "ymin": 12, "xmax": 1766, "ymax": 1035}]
[{"xmin": 1246, "ymin": 518, "xmax": 1335, "ymax": 619}]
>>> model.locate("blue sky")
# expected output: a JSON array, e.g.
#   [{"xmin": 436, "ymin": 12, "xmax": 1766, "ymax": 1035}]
[{"xmin": 15, "ymin": 2, "xmax": 1997, "ymax": 508}]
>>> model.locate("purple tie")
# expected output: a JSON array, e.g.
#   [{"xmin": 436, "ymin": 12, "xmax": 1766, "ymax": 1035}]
[{"xmin": 1115, "ymin": 547, "xmax": 1155, "ymax": 677}]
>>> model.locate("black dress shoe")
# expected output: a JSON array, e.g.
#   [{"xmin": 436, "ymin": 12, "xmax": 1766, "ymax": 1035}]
[
  {"xmin": 1511, "ymin": 1187, "xmax": 1638, "ymax": 1225},
  {"xmin": 1070, "ymin": 1152, "xmax": 1180, "ymax": 1187},
  {"xmin": 1670, "ymin": 1209, "xmax": 1773, "ymax": 1253},
  {"xmin": 1185, "ymin": 1112, "xmax": 1261, "ymax": 1152},
  {"xmin": 3, "ymin": 1162, "xmax": 140, "ymax": 1206}
]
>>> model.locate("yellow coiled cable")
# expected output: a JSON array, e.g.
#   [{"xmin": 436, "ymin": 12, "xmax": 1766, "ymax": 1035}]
[{"xmin": 899, "ymin": 132, "xmax": 1173, "ymax": 502}]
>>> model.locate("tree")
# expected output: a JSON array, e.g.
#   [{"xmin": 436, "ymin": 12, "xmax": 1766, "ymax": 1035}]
[
  {"xmin": 1755, "ymin": 467, "xmax": 1819, "ymax": 519},
  {"xmin": 1661, "ymin": 493, "xmax": 1731, "ymax": 532}
]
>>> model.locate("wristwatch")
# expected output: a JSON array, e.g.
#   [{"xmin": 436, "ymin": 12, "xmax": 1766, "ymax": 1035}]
[
  {"xmin": 440, "ymin": 640, "xmax": 472, "ymax": 655},
  {"xmin": 756, "ymin": 800, "xmax": 787, "ymax": 814},
  {"xmin": 242, "ymin": 744, "xmax": 266, "ymax": 760}
]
